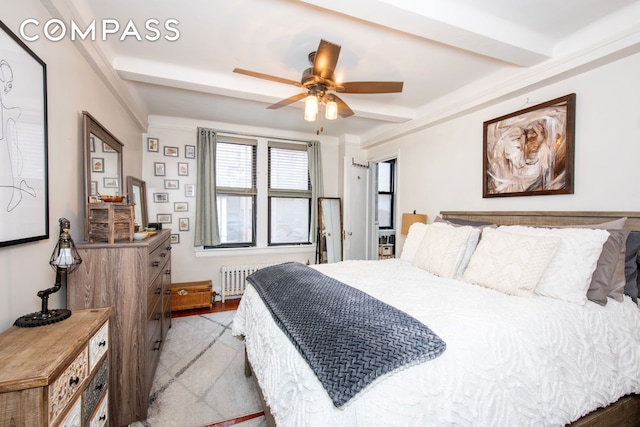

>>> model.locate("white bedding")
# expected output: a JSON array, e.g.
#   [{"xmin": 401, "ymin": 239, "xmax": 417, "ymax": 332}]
[{"xmin": 232, "ymin": 259, "xmax": 640, "ymax": 426}]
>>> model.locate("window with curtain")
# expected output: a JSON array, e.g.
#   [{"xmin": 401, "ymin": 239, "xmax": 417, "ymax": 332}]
[
  {"xmin": 214, "ymin": 139, "xmax": 256, "ymax": 246},
  {"xmin": 268, "ymin": 142, "xmax": 311, "ymax": 245}
]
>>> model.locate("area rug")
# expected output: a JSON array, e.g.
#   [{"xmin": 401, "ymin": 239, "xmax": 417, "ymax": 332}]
[{"xmin": 130, "ymin": 311, "xmax": 266, "ymax": 427}]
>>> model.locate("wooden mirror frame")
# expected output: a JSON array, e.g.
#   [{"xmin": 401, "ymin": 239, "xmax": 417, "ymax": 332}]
[
  {"xmin": 318, "ymin": 197, "xmax": 343, "ymax": 263},
  {"xmin": 126, "ymin": 176, "xmax": 148, "ymax": 230}
]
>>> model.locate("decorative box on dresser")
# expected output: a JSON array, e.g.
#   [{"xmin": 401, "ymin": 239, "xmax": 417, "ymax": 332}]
[
  {"xmin": 67, "ymin": 229, "xmax": 172, "ymax": 426},
  {"xmin": 0, "ymin": 307, "xmax": 112, "ymax": 427}
]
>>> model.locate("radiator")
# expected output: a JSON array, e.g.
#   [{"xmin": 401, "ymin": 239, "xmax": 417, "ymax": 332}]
[{"xmin": 220, "ymin": 264, "xmax": 273, "ymax": 302}]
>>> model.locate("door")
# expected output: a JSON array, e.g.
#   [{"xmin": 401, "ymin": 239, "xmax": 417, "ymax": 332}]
[{"xmin": 343, "ymin": 157, "xmax": 375, "ymax": 260}]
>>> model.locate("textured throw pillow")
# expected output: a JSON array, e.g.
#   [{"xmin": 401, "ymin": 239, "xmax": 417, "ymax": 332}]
[
  {"xmin": 412, "ymin": 224, "xmax": 474, "ymax": 279},
  {"xmin": 625, "ymin": 232, "xmax": 640, "ymax": 303},
  {"xmin": 400, "ymin": 222, "xmax": 427, "ymax": 262},
  {"xmin": 498, "ymin": 225, "xmax": 610, "ymax": 305},
  {"xmin": 462, "ymin": 228, "xmax": 561, "ymax": 296},
  {"xmin": 431, "ymin": 222, "xmax": 480, "ymax": 278}
]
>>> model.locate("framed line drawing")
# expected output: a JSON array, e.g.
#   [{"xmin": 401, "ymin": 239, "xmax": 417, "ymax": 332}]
[
  {"xmin": 0, "ymin": 21, "xmax": 49, "ymax": 247},
  {"xmin": 157, "ymin": 213, "xmax": 172, "ymax": 223},
  {"xmin": 154, "ymin": 162, "xmax": 166, "ymax": 176},
  {"xmin": 103, "ymin": 177, "xmax": 119, "ymax": 188},
  {"xmin": 174, "ymin": 202, "xmax": 188, "ymax": 212},
  {"xmin": 483, "ymin": 93, "xmax": 576, "ymax": 198},
  {"xmin": 164, "ymin": 179, "xmax": 179, "ymax": 190}
]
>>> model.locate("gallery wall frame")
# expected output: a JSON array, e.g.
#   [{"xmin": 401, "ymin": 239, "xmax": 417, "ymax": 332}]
[
  {"xmin": 0, "ymin": 20, "xmax": 49, "ymax": 247},
  {"xmin": 483, "ymin": 93, "xmax": 576, "ymax": 198}
]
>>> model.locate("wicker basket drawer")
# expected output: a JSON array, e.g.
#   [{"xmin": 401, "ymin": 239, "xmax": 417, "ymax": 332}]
[{"xmin": 171, "ymin": 280, "xmax": 212, "ymax": 311}]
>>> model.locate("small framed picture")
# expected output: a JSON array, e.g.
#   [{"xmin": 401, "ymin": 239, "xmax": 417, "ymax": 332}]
[
  {"xmin": 147, "ymin": 137, "xmax": 159, "ymax": 152},
  {"xmin": 92, "ymin": 157, "xmax": 104, "ymax": 173},
  {"xmin": 157, "ymin": 213, "xmax": 172, "ymax": 223},
  {"xmin": 103, "ymin": 177, "xmax": 119, "ymax": 188},
  {"xmin": 164, "ymin": 179, "xmax": 179, "ymax": 190},
  {"xmin": 178, "ymin": 162, "xmax": 189, "ymax": 176},
  {"xmin": 170, "ymin": 233, "xmax": 180, "ymax": 244},
  {"xmin": 164, "ymin": 146, "xmax": 179, "ymax": 157},
  {"xmin": 184, "ymin": 184, "xmax": 195, "ymax": 197},
  {"xmin": 90, "ymin": 181, "xmax": 98, "ymax": 196},
  {"xmin": 103, "ymin": 142, "xmax": 116, "ymax": 153},
  {"xmin": 154, "ymin": 162, "xmax": 166, "ymax": 176},
  {"xmin": 179, "ymin": 217, "xmax": 189, "ymax": 231},
  {"xmin": 90, "ymin": 136, "xmax": 95, "ymax": 152},
  {"xmin": 153, "ymin": 193, "xmax": 169, "ymax": 203},
  {"xmin": 185, "ymin": 145, "xmax": 196, "ymax": 159},
  {"xmin": 174, "ymin": 202, "xmax": 188, "ymax": 212}
]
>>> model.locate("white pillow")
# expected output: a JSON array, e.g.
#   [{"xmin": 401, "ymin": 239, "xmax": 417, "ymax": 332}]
[
  {"xmin": 400, "ymin": 222, "xmax": 427, "ymax": 262},
  {"xmin": 412, "ymin": 224, "xmax": 474, "ymax": 278},
  {"xmin": 431, "ymin": 222, "xmax": 481, "ymax": 277},
  {"xmin": 462, "ymin": 228, "xmax": 561, "ymax": 296},
  {"xmin": 498, "ymin": 225, "xmax": 610, "ymax": 304}
]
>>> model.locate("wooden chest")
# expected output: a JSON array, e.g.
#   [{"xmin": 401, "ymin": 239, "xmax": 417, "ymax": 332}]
[
  {"xmin": 171, "ymin": 280, "xmax": 212, "ymax": 311},
  {"xmin": 87, "ymin": 202, "xmax": 134, "ymax": 243}
]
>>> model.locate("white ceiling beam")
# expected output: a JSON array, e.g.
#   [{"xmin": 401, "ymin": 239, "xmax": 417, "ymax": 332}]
[{"xmin": 299, "ymin": 0, "xmax": 552, "ymax": 67}]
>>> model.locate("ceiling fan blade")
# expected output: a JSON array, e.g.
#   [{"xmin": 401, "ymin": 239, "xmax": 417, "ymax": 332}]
[
  {"xmin": 233, "ymin": 68, "xmax": 301, "ymax": 87},
  {"xmin": 333, "ymin": 94, "xmax": 354, "ymax": 118},
  {"xmin": 340, "ymin": 81, "xmax": 404, "ymax": 94},
  {"xmin": 313, "ymin": 39, "xmax": 341, "ymax": 80},
  {"xmin": 267, "ymin": 92, "xmax": 307, "ymax": 110}
]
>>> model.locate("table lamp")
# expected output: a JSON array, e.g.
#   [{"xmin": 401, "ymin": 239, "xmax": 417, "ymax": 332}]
[
  {"xmin": 14, "ymin": 218, "xmax": 83, "ymax": 327},
  {"xmin": 401, "ymin": 211, "xmax": 427, "ymax": 234}
]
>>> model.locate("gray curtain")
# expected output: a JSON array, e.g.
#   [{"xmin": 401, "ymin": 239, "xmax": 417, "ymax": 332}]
[
  {"xmin": 194, "ymin": 128, "xmax": 221, "ymax": 246},
  {"xmin": 308, "ymin": 140, "xmax": 324, "ymax": 242}
]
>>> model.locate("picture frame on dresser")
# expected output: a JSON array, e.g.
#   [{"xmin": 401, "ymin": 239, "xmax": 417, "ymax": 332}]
[{"xmin": 0, "ymin": 21, "xmax": 49, "ymax": 248}]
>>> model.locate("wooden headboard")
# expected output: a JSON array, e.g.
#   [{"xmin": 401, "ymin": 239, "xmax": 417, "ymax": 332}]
[{"xmin": 440, "ymin": 211, "xmax": 640, "ymax": 232}]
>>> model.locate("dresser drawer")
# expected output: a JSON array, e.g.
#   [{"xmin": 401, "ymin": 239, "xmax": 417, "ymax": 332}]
[
  {"xmin": 148, "ymin": 240, "xmax": 170, "ymax": 283},
  {"xmin": 88, "ymin": 321, "xmax": 109, "ymax": 372},
  {"xmin": 49, "ymin": 347, "xmax": 89, "ymax": 424},
  {"xmin": 88, "ymin": 391, "xmax": 108, "ymax": 427},
  {"xmin": 82, "ymin": 358, "xmax": 108, "ymax": 426},
  {"xmin": 58, "ymin": 397, "xmax": 81, "ymax": 427}
]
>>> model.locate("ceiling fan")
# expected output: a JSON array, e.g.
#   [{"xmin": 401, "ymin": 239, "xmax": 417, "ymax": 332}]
[{"xmin": 233, "ymin": 39, "xmax": 403, "ymax": 120}]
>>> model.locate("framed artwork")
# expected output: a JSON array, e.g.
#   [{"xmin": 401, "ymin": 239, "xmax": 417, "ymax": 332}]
[
  {"xmin": 147, "ymin": 137, "xmax": 159, "ymax": 152},
  {"xmin": 483, "ymin": 93, "xmax": 576, "ymax": 198},
  {"xmin": 184, "ymin": 183, "xmax": 195, "ymax": 197},
  {"xmin": 178, "ymin": 162, "xmax": 189, "ymax": 176},
  {"xmin": 0, "ymin": 20, "xmax": 51, "ymax": 247},
  {"xmin": 174, "ymin": 202, "xmax": 188, "ymax": 212},
  {"xmin": 92, "ymin": 157, "xmax": 104, "ymax": 173},
  {"xmin": 90, "ymin": 136, "xmax": 95, "ymax": 152},
  {"xmin": 179, "ymin": 217, "xmax": 190, "ymax": 231},
  {"xmin": 170, "ymin": 233, "xmax": 180, "ymax": 244},
  {"xmin": 103, "ymin": 177, "xmax": 119, "ymax": 188},
  {"xmin": 153, "ymin": 192, "xmax": 169, "ymax": 203},
  {"xmin": 154, "ymin": 162, "xmax": 166, "ymax": 176},
  {"xmin": 102, "ymin": 142, "xmax": 116, "ymax": 153},
  {"xmin": 157, "ymin": 213, "xmax": 172, "ymax": 223},
  {"xmin": 185, "ymin": 145, "xmax": 196, "ymax": 159},
  {"xmin": 90, "ymin": 181, "xmax": 98, "ymax": 196},
  {"xmin": 164, "ymin": 146, "xmax": 179, "ymax": 157},
  {"xmin": 164, "ymin": 179, "xmax": 179, "ymax": 190}
]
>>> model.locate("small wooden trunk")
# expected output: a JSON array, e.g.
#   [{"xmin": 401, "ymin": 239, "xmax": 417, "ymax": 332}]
[
  {"xmin": 87, "ymin": 202, "xmax": 134, "ymax": 243},
  {"xmin": 171, "ymin": 280, "xmax": 212, "ymax": 311}
]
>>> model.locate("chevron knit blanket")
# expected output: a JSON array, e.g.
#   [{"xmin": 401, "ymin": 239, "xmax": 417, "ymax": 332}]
[{"xmin": 246, "ymin": 262, "xmax": 446, "ymax": 407}]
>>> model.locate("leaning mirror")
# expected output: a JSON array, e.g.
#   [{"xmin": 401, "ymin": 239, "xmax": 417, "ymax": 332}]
[
  {"xmin": 83, "ymin": 111, "xmax": 124, "ymax": 238},
  {"xmin": 318, "ymin": 197, "xmax": 343, "ymax": 263},
  {"xmin": 126, "ymin": 176, "xmax": 148, "ymax": 231}
]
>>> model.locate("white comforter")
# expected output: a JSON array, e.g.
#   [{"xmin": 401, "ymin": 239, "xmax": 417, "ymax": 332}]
[{"xmin": 232, "ymin": 259, "xmax": 640, "ymax": 426}]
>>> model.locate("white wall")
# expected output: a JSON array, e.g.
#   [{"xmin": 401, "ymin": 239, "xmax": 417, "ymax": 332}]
[
  {"xmin": 143, "ymin": 116, "xmax": 342, "ymax": 297},
  {"xmin": 0, "ymin": 4, "xmax": 143, "ymax": 331},
  {"xmin": 367, "ymin": 51, "xmax": 640, "ymax": 251}
]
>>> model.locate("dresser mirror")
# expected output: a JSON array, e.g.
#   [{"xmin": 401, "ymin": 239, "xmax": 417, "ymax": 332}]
[
  {"xmin": 318, "ymin": 197, "xmax": 343, "ymax": 263},
  {"xmin": 126, "ymin": 176, "xmax": 148, "ymax": 230}
]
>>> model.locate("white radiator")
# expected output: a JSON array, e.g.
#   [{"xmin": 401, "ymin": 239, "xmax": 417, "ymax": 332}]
[{"xmin": 220, "ymin": 264, "xmax": 273, "ymax": 302}]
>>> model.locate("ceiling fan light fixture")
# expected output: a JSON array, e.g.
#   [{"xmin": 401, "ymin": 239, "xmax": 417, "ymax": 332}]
[
  {"xmin": 304, "ymin": 93, "xmax": 318, "ymax": 121},
  {"xmin": 325, "ymin": 96, "xmax": 338, "ymax": 120}
]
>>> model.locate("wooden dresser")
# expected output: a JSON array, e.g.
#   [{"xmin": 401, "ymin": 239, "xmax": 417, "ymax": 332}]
[
  {"xmin": 67, "ymin": 229, "xmax": 172, "ymax": 426},
  {"xmin": 0, "ymin": 307, "xmax": 112, "ymax": 427}
]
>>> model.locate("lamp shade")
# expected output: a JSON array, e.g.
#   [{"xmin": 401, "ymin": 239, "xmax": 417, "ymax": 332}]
[
  {"xmin": 304, "ymin": 94, "xmax": 318, "ymax": 121},
  {"xmin": 325, "ymin": 97, "xmax": 338, "ymax": 120},
  {"xmin": 401, "ymin": 212, "xmax": 427, "ymax": 235}
]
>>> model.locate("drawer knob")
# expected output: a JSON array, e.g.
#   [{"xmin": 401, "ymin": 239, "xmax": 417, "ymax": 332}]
[
  {"xmin": 98, "ymin": 340, "xmax": 106, "ymax": 347},
  {"xmin": 152, "ymin": 261, "xmax": 160, "ymax": 267},
  {"xmin": 177, "ymin": 289, "xmax": 188, "ymax": 296},
  {"xmin": 165, "ymin": 270, "xmax": 171, "ymax": 275},
  {"xmin": 95, "ymin": 383, "xmax": 104, "ymax": 391},
  {"xmin": 155, "ymin": 287, "xmax": 162, "ymax": 295},
  {"xmin": 69, "ymin": 376, "xmax": 80, "ymax": 386},
  {"xmin": 160, "ymin": 252, "xmax": 167, "ymax": 258},
  {"xmin": 99, "ymin": 415, "xmax": 106, "ymax": 421}
]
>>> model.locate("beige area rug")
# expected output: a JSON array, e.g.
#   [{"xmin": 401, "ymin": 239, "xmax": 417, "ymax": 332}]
[{"xmin": 130, "ymin": 311, "xmax": 266, "ymax": 427}]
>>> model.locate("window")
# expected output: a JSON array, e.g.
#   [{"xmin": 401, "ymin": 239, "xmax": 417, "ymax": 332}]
[
  {"xmin": 268, "ymin": 142, "xmax": 311, "ymax": 245},
  {"xmin": 209, "ymin": 136, "xmax": 311, "ymax": 249},
  {"xmin": 377, "ymin": 159, "xmax": 395, "ymax": 229}
]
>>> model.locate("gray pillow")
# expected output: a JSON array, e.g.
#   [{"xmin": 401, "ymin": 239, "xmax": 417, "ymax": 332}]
[
  {"xmin": 624, "ymin": 232, "xmax": 640, "ymax": 303},
  {"xmin": 437, "ymin": 216, "xmax": 497, "ymax": 228}
]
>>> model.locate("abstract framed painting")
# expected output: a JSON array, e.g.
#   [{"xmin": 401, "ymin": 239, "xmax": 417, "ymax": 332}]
[
  {"xmin": 0, "ymin": 21, "xmax": 49, "ymax": 247},
  {"xmin": 483, "ymin": 93, "xmax": 576, "ymax": 198}
]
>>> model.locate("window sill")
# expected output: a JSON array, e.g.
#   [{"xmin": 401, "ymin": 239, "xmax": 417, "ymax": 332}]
[{"xmin": 194, "ymin": 244, "xmax": 316, "ymax": 258}]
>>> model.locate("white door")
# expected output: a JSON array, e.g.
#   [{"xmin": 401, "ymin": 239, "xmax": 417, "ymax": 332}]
[{"xmin": 343, "ymin": 157, "xmax": 375, "ymax": 260}]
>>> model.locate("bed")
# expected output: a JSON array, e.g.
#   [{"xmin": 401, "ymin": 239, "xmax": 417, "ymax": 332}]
[{"xmin": 232, "ymin": 211, "xmax": 640, "ymax": 426}]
